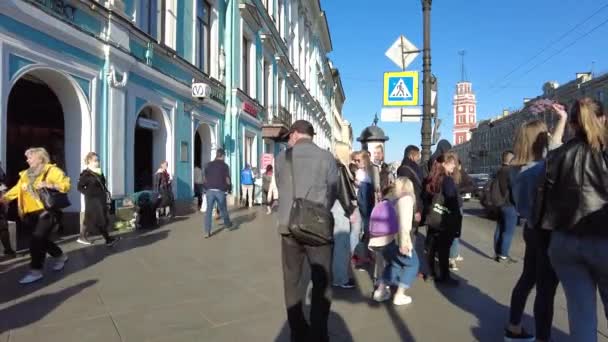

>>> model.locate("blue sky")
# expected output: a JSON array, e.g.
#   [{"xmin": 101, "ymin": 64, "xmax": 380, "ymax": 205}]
[{"xmin": 322, "ymin": 0, "xmax": 608, "ymax": 162}]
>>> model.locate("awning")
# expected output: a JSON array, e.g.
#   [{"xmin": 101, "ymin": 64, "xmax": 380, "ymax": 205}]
[{"xmin": 262, "ymin": 124, "xmax": 289, "ymax": 141}]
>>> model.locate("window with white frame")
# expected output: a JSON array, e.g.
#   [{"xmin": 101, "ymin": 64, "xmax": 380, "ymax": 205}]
[
  {"xmin": 263, "ymin": 60, "xmax": 270, "ymax": 108},
  {"xmin": 163, "ymin": 0, "xmax": 177, "ymax": 49},
  {"xmin": 140, "ymin": 0, "xmax": 159, "ymax": 39},
  {"xmin": 278, "ymin": 0, "xmax": 284, "ymax": 38},
  {"xmin": 196, "ymin": 0, "xmax": 211, "ymax": 73},
  {"xmin": 242, "ymin": 37, "xmax": 250, "ymax": 95},
  {"xmin": 278, "ymin": 77, "xmax": 284, "ymax": 109}
]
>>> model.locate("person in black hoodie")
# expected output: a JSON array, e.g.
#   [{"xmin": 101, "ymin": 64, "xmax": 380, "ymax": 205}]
[
  {"xmin": 77, "ymin": 152, "xmax": 119, "ymax": 246},
  {"xmin": 425, "ymin": 139, "xmax": 452, "ymax": 178}
]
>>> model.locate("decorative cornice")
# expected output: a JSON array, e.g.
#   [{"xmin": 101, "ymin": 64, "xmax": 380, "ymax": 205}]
[{"xmin": 107, "ymin": 65, "xmax": 128, "ymax": 88}]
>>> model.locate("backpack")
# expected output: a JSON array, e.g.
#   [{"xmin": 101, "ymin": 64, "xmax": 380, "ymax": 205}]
[
  {"xmin": 480, "ymin": 175, "xmax": 505, "ymax": 213},
  {"xmin": 369, "ymin": 199, "xmax": 399, "ymax": 238}
]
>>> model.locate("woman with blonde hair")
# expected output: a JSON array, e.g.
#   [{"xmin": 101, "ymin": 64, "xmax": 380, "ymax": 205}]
[
  {"xmin": 544, "ymin": 98, "xmax": 608, "ymax": 341},
  {"xmin": 77, "ymin": 152, "xmax": 119, "ymax": 246},
  {"xmin": 504, "ymin": 101, "xmax": 567, "ymax": 342},
  {"xmin": 1, "ymin": 147, "xmax": 71, "ymax": 284},
  {"xmin": 371, "ymin": 177, "xmax": 419, "ymax": 305}
]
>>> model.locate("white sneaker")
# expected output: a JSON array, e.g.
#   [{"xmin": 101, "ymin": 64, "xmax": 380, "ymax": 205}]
[
  {"xmin": 19, "ymin": 270, "xmax": 43, "ymax": 284},
  {"xmin": 77, "ymin": 238, "xmax": 92, "ymax": 245},
  {"xmin": 52, "ymin": 254, "xmax": 68, "ymax": 271},
  {"xmin": 393, "ymin": 294, "xmax": 413, "ymax": 306},
  {"xmin": 372, "ymin": 286, "xmax": 391, "ymax": 302},
  {"xmin": 456, "ymin": 255, "xmax": 464, "ymax": 261}
]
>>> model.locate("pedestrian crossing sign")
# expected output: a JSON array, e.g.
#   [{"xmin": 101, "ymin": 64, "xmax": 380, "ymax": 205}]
[{"xmin": 383, "ymin": 71, "xmax": 419, "ymax": 106}]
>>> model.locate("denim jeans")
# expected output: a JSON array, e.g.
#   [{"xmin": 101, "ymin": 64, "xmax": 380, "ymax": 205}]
[
  {"xmin": 449, "ymin": 238, "xmax": 460, "ymax": 259},
  {"xmin": 494, "ymin": 206, "xmax": 518, "ymax": 257},
  {"xmin": 350, "ymin": 209, "xmax": 362, "ymax": 255},
  {"xmin": 509, "ymin": 228, "xmax": 559, "ymax": 341},
  {"xmin": 549, "ymin": 231, "xmax": 608, "ymax": 342},
  {"xmin": 381, "ymin": 241, "xmax": 419, "ymax": 288},
  {"xmin": 331, "ymin": 202, "xmax": 352, "ymax": 285},
  {"xmin": 204, "ymin": 190, "xmax": 232, "ymax": 234}
]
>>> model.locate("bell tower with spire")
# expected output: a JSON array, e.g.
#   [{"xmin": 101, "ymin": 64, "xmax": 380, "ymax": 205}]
[{"xmin": 453, "ymin": 51, "xmax": 477, "ymax": 145}]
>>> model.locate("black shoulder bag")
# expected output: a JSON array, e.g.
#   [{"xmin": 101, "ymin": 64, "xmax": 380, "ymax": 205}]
[
  {"xmin": 38, "ymin": 166, "xmax": 71, "ymax": 210},
  {"xmin": 286, "ymin": 148, "xmax": 334, "ymax": 246}
]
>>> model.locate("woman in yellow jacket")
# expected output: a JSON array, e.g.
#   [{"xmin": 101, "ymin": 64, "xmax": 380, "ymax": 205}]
[{"xmin": 1, "ymin": 147, "xmax": 71, "ymax": 284}]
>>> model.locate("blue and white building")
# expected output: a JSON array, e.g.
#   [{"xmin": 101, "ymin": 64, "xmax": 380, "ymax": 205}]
[{"xmin": 0, "ymin": 0, "xmax": 341, "ymax": 217}]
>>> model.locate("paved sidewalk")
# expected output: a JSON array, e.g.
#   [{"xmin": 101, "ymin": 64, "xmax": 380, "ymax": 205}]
[{"xmin": 0, "ymin": 203, "xmax": 606, "ymax": 341}]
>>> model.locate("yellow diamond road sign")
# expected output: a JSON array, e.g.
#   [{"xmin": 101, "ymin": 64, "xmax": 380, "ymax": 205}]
[{"xmin": 383, "ymin": 71, "xmax": 419, "ymax": 107}]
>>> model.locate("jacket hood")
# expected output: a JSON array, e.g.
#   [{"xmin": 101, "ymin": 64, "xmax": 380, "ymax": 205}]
[{"xmin": 435, "ymin": 140, "xmax": 452, "ymax": 155}]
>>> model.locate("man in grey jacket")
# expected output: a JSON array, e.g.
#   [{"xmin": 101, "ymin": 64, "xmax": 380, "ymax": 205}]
[{"xmin": 275, "ymin": 120, "xmax": 338, "ymax": 342}]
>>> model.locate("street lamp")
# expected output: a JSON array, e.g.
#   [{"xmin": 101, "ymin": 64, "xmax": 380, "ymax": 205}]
[{"xmin": 420, "ymin": 0, "xmax": 433, "ymax": 164}]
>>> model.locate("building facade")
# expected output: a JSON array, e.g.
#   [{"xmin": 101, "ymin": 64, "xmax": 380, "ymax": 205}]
[
  {"xmin": 0, "ymin": 0, "xmax": 342, "ymax": 215},
  {"xmin": 460, "ymin": 72, "xmax": 608, "ymax": 174},
  {"xmin": 452, "ymin": 81, "xmax": 477, "ymax": 145},
  {"xmin": 330, "ymin": 67, "xmax": 351, "ymax": 156}
]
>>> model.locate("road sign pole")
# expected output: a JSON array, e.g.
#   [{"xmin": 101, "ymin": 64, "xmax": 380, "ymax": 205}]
[{"xmin": 421, "ymin": 0, "xmax": 433, "ymax": 164}]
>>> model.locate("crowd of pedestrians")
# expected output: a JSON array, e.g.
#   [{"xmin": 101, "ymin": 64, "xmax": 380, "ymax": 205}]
[
  {"xmin": 1, "ymin": 97, "xmax": 607, "ymax": 341},
  {"xmin": 271, "ymin": 98, "xmax": 607, "ymax": 342}
]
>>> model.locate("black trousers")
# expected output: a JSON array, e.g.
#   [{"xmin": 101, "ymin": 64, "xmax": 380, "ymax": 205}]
[
  {"xmin": 427, "ymin": 228, "xmax": 455, "ymax": 280},
  {"xmin": 509, "ymin": 228, "xmax": 559, "ymax": 341},
  {"xmin": 281, "ymin": 235, "xmax": 332, "ymax": 342},
  {"xmin": 22, "ymin": 210, "xmax": 63, "ymax": 270},
  {"xmin": 0, "ymin": 219, "xmax": 14, "ymax": 254}
]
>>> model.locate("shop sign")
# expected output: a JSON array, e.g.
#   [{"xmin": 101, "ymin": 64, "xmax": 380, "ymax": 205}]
[
  {"xmin": 242, "ymin": 102, "xmax": 258, "ymax": 117},
  {"xmin": 261, "ymin": 153, "xmax": 274, "ymax": 170}
]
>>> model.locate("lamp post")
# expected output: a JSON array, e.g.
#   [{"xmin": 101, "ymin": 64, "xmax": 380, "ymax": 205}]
[{"xmin": 420, "ymin": 0, "xmax": 433, "ymax": 164}]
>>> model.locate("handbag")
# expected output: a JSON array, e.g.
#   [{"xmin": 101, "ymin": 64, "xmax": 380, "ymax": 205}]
[
  {"xmin": 425, "ymin": 191, "xmax": 459, "ymax": 232},
  {"xmin": 286, "ymin": 148, "xmax": 334, "ymax": 246},
  {"xmin": 37, "ymin": 166, "xmax": 71, "ymax": 210}
]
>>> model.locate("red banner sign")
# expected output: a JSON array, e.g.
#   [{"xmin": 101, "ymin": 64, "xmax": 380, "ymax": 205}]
[{"xmin": 242, "ymin": 102, "xmax": 258, "ymax": 117}]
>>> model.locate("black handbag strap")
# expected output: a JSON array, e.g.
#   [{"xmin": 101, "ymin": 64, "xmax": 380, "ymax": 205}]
[{"xmin": 286, "ymin": 149, "xmax": 296, "ymax": 201}]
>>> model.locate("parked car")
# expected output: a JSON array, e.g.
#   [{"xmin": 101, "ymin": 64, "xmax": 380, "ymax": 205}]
[{"xmin": 469, "ymin": 173, "xmax": 490, "ymax": 199}]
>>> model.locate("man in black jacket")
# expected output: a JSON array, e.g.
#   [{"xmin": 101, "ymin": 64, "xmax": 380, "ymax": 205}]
[
  {"xmin": 397, "ymin": 145, "xmax": 423, "ymax": 224},
  {"xmin": 493, "ymin": 150, "xmax": 518, "ymax": 263}
]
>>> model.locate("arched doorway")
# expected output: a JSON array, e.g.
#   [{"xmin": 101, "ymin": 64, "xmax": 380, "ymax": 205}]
[
  {"xmin": 134, "ymin": 106, "xmax": 169, "ymax": 192},
  {"xmin": 6, "ymin": 76, "xmax": 64, "ymax": 183},
  {"xmin": 194, "ymin": 123, "xmax": 213, "ymax": 170},
  {"xmin": 5, "ymin": 69, "xmax": 90, "ymax": 212}
]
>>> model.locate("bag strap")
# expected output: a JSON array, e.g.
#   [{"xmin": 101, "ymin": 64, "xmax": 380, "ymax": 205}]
[{"xmin": 403, "ymin": 165, "xmax": 421, "ymax": 185}]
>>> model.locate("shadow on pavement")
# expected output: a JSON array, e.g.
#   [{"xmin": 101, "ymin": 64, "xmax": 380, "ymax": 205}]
[
  {"xmin": 274, "ymin": 311, "xmax": 354, "ymax": 342},
  {"xmin": 331, "ymin": 230, "xmax": 417, "ymax": 342},
  {"xmin": 231, "ymin": 212, "xmax": 258, "ymax": 230},
  {"xmin": 433, "ymin": 275, "xmax": 569, "ymax": 341},
  {"xmin": 0, "ymin": 279, "xmax": 98, "ymax": 334},
  {"xmin": 0, "ymin": 229, "xmax": 169, "ymax": 305},
  {"xmin": 459, "ymin": 238, "xmax": 495, "ymax": 260}
]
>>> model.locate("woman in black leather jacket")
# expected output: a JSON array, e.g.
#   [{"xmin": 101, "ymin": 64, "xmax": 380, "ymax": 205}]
[
  {"xmin": 545, "ymin": 97, "xmax": 608, "ymax": 341},
  {"xmin": 331, "ymin": 158, "xmax": 359, "ymax": 288}
]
